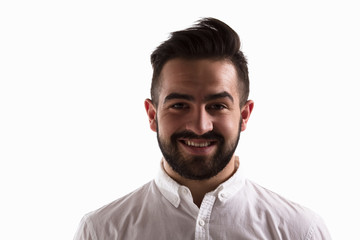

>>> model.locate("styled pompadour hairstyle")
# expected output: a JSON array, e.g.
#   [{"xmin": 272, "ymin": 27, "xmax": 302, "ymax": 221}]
[{"xmin": 150, "ymin": 17, "xmax": 249, "ymax": 107}]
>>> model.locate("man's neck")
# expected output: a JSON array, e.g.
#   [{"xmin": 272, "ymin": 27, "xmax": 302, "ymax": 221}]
[{"xmin": 162, "ymin": 156, "xmax": 238, "ymax": 208}]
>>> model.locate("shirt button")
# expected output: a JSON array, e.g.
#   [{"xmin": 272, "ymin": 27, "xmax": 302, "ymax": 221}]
[
  {"xmin": 220, "ymin": 192, "xmax": 226, "ymax": 198},
  {"xmin": 182, "ymin": 188, "xmax": 189, "ymax": 195},
  {"xmin": 198, "ymin": 219, "xmax": 205, "ymax": 227}
]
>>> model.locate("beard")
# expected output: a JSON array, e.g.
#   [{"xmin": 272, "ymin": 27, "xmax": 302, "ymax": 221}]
[{"xmin": 156, "ymin": 121, "xmax": 242, "ymax": 180}]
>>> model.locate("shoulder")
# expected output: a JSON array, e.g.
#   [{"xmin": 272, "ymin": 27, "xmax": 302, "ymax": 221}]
[
  {"xmin": 89, "ymin": 180, "xmax": 157, "ymax": 221},
  {"xmin": 244, "ymin": 179, "xmax": 315, "ymax": 215},
  {"xmin": 75, "ymin": 180, "xmax": 160, "ymax": 240},
  {"xmin": 242, "ymin": 179, "xmax": 331, "ymax": 239}
]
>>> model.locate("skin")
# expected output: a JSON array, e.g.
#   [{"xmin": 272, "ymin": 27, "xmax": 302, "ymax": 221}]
[{"xmin": 145, "ymin": 58, "xmax": 254, "ymax": 207}]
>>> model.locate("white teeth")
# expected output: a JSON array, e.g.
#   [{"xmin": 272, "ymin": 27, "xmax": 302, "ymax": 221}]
[{"xmin": 185, "ymin": 141, "xmax": 211, "ymax": 147}]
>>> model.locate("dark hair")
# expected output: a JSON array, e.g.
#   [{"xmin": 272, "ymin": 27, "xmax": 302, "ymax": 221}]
[{"xmin": 150, "ymin": 17, "xmax": 249, "ymax": 107}]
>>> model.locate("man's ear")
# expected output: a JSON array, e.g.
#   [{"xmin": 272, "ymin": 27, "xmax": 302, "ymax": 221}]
[
  {"xmin": 240, "ymin": 100, "xmax": 254, "ymax": 132},
  {"xmin": 144, "ymin": 99, "xmax": 157, "ymax": 132}
]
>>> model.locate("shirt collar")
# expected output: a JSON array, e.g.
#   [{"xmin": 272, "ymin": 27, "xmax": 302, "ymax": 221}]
[
  {"xmin": 154, "ymin": 156, "xmax": 245, "ymax": 208},
  {"xmin": 155, "ymin": 160, "xmax": 182, "ymax": 207}
]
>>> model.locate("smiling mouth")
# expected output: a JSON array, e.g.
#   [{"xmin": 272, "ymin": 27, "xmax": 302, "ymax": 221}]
[{"xmin": 179, "ymin": 139, "xmax": 217, "ymax": 148}]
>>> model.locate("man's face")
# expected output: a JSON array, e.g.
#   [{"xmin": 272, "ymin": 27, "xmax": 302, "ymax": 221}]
[{"xmin": 146, "ymin": 58, "xmax": 251, "ymax": 180}]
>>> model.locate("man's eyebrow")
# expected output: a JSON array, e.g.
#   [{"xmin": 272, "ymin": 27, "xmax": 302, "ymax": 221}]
[
  {"xmin": 163, "ymin": 91, "xmax": 234, "ymax": 104},
  {"xmin": 204, "ymin": 91, "xmax": 234, "ymax": 103},
  {"xmin": 164, "ymin": 93, "xmax": 195, "ymax": 103}
]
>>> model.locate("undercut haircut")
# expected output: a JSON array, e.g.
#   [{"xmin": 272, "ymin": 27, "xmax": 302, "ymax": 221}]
[{"xmin": 150, "ymin": 17, "xmax": 250, "ymax": 107}]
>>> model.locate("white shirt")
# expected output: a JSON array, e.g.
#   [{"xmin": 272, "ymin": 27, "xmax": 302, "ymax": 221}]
[{"xmin": 74, "ymin": 157, "xmax": 331, "ymax": 240}]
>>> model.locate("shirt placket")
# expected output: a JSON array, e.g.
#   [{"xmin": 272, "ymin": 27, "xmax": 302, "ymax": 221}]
[{"xmin": 195, "ymin": 194, "xmax": 216, "ymax": 240}]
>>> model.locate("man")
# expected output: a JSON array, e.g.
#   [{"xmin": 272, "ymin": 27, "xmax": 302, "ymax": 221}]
[{"xmin": 74, "ymin": 18, "xmax": 331, "ymax": 239}]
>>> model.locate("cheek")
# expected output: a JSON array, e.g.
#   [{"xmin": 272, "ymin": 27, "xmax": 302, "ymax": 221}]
[
  {"xmin": 214, "ymin": 115, "xmax": 241, "ymax": 138},
  {"xmin": 157, "ymin": 114, "xmax": 184, "ymax": 138}
]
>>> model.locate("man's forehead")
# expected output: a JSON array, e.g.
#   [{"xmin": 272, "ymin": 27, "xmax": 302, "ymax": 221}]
[
  {"xmin": 160, "ymin": 58, "xmax": 238, "ymax": 86},
  {"xmin": 158, "ymin": 58, "xmax": 240, "ymax": 100},
  {"xmin": 161, "ymin": 58, "xmax": 236, "ymax": 76}
]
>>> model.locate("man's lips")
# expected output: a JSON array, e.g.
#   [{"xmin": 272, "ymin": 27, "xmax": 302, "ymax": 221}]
[{"xmin": 178, "ymin": 138, "xmax": 217, "ymax": 148}]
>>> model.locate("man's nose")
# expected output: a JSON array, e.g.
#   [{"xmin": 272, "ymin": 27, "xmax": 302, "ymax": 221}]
[{"xmin": 185, "ymin": 108, "xmax": 213, "ymax": 135}]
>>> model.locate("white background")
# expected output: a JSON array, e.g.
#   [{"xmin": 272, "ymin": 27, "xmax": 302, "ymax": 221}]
[{"xmin": 1, "ymin": 1, "xmax": 359, "ymax": 239}]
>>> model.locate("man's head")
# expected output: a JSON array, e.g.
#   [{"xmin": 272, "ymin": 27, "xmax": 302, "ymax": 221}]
[
  {"xmin": 150, "ymin": 17, "xmax": 249, "ymax": 108},
  {"xmin": 145, "ymin": 18, "xmax": 253, "ymax": 180}
]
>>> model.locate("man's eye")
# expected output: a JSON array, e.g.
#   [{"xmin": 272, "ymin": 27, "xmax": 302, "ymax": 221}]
[
  {"xmin": 208, "ymin": 104, "xmax": 227, "ymax": 110},
  {"xmin": 171, "ymin": 103, "xmax": 188, "ymax": 109}
]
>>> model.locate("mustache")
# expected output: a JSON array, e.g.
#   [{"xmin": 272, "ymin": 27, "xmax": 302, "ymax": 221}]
[{"xmin": 171, "ymin": 130, "xmax": 224, "ymax": 142}]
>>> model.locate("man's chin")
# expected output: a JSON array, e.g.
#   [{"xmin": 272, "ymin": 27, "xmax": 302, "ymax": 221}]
[
  {"xmin": 169, "ymin": 155, "xmax": 219, "ymax": 179},
  {"xmin": 178, "ymin": 152, "xmax": 216, "ymax": 165}
]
